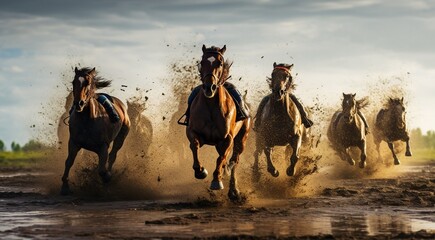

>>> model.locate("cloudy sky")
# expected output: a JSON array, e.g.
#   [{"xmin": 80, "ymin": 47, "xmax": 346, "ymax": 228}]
[{"xmin": 0, "ymin": 0, "xmax": 434, "ymax": 147}]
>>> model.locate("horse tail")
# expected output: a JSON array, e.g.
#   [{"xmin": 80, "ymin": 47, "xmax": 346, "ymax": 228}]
[{"xmin": 356, "ymin": 97, "xmax": 369, "ymax": 110}]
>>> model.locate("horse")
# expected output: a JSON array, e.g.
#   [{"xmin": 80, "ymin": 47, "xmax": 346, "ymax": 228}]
[
  {"xmin": 186, "ymin": 45, "xmax": 251, "ymax": 201},
  {"xmin": 126, "ymin": 99, "xmax": 153, "ymax": 157},
  {"xmin": 373, "ymin": 97, "xmax": 412, "ymax": 165},
  {"xmin": 327, "ymin": 93, "xmax": 368, "ymax": 168},
  {"xmin": 61, "ymin": 67, "xmax": 130, "ymax": 195},
  {"xmin": 253, "ymin": 63, "xmax": 304, "ymax": 179}
]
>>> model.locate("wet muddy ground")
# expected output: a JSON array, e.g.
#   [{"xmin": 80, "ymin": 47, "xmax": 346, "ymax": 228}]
[{"xmin": 0, "ymin": 163, "xmax": 434, "ymax": 239}]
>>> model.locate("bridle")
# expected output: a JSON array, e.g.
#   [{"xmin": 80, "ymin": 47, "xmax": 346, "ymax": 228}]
[
  {"xmin": 272, "ymin": 67, "xmax": 292, "ymax": 96},
  {"xmin": 200, "ymin": 51, "xmax": 226, "ymax": 86}
]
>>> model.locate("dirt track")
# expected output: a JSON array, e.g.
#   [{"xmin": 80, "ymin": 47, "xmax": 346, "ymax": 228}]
[{"xmin": 0, "ymin": 162, "xmax": 434, "ymax": 239}]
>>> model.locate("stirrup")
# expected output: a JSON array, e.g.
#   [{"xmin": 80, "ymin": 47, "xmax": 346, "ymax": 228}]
[{"xmin": 177, "ymin": 114, "xmax": 188, "ymax": 126}]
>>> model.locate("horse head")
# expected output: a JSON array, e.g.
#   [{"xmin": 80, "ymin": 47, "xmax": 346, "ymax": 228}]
[
  {"xmin": 342, "ymin": 93, "xmax": 357, "ymax": 124},
  {"xmin": 199, "ymin": 44, "xmax": 227, "ymax": 98},
  {"xmin": 72, "ymin": 67, "xmax": 96, "ymax": 112},
  {"xmin": 270, "ymin": 62, "xmax": 293, "ymax": 101},
  {"xmin": 389, "ymin": 97, "xmax": 406, "ymax": 129}
]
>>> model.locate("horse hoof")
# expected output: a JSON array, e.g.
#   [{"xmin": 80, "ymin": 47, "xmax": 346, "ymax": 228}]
[
  {"xmin": 268, "ymin": 168, "xmax": 279, "ymax": 177},
  {"xmin": 194, "ymin": 168, "xmax": 208, "ymax": 179},
  {"xmin": 210, "ymin": 180, "xmax": 224, "ymax": 190},
  {"xmin": 359, "ymin": 161, "xmax": 366, "ymax": 169},
  {"xmin": 394, "ymin": 159, "xmax": 401, "ymax": 165},
  {"xmin": 100, "ymin": 172, "xmax": 112, "ymax": 183},
  {"xmin": 60, "ymin": 184, "xmax": 71, "ymax": 196},
  {"xmin": 286, "ymin": 166, "xmax": 295, "ymax": 176},
  {"xmin": 348, "ymin": 159, "xmax": 356, "ymax": 166},
  {"xmin": 228, "ymin": 189, "xmax": 242, "ymax": 203},
  {"xmin": 405, "ymin": 151, "xmax": 412, "ymax": 157}
]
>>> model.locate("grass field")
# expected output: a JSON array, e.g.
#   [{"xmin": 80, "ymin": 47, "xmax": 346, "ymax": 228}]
[{"xmin": 0, "ymin": 151, "xmax": 48, "ymax": 168}]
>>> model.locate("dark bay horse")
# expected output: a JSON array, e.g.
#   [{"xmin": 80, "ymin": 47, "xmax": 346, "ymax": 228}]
[
  {"xmin": 327, "ymin": 93, "xmax": 368, "ymax": 168},
  {"xmin": 373, "ymin": 97, "xmax": 412, "ymax": 165},
  {"xmin": 61, "ymin": 67, "xmax": 130, "ymax": 195},
  {"xmin": 186, "ymin": 45, "xmax": 251, "ymax": 201},
  {"xmin": 253, "ymin": 63, "xmax": 304, "ymax": 178}
]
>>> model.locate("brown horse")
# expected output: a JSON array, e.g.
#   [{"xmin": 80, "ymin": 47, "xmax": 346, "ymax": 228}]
[
  {"xmin": 327, "ymin": 93, "xmax": 368, "ymax": 168},
  {"xmin": 186, "ymin": 45, "xmax": 251, "ymax": 201},
  {"xmin": 373, "ymin": 97, "xmax": 412, "ymax": 165},
  {"xmin": 253, "ymin": 63, "xmax": 304, "ymax": 179},
  {"xmin": 61, "ymin": 67, "xmax": 130, "ymax": 195}
]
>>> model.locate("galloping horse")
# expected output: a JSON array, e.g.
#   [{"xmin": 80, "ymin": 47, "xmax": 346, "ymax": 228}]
[
  {"xmin": 327, "ymin": 93, "xmax": 368, "ymax": 168},
  {"xmin": 253, "ymin": 63, "xmax": 304, "ymax": 178},
  {"xmin": 61, "ymin": 67, "xmax": 130, "ymax": 195},
  {"xmin": 186, "ymin": 45, "xmax": 251, "ymax": 201},
  {"xmin": 373, "ymin": 97, "xmax": 412, "ymax": 165}
]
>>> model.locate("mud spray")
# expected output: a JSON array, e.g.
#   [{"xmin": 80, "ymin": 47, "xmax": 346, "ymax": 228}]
[{"xmin": 34, "ymin": 61, "xmax": 414, "ymax": 204}]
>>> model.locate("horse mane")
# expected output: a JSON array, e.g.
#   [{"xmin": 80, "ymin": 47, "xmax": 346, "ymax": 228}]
[
  {"xmin": 356, "ymin": 97, "xmax": 369, "ymax": 110},
  {"xmin": 78, "ymin": 67, "xmax": 112, "ymax": 89}
]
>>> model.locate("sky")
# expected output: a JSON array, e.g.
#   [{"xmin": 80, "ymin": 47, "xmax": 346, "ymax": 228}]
[{"xmin": 0, "ymin": 0, "xmax": 434, "ymax": 148}]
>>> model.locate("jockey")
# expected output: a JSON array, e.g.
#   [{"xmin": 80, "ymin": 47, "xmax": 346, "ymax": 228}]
[
  {"xmin": 254, "ymin": 63, "xmax": 313, "ymax": 131},
  {"xmin": 180, "ymin": 82, "xmax": 250, "ymax": 126},
  {"xmin": 70, "ymin": 94, "xmax": 120, "ymax": 123}
]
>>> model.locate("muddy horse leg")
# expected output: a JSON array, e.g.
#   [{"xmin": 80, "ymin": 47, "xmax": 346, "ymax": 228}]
[
  {"xmin": 343, "ymin": 147, "xmax": 355, "ymax": 166},
  {"xmin": 252, "ymin": 140, "xmax": 263, "ymax": 183},
  {"xmin": 190, "ymin": 137, "xmax": 207, "ymax": 179},
  {"xmin": 108, "ymin": 124, "xmax": 129, "ymax": 172},
  {"xmin": 61, "ymin": 141, "xmax": 80, "ymax": 195},
  {"xmin": 404, "ymin": 135, "xmax": 412, "ymax": 157},
  {"xmin": 387, "ymin": 142, "xmax": 400, "ymax": 165},
  {"xmin": 358, "ymin": 139, "xmax": 367, "ymax": 169},
  {"xmin": 265, "ymin": 146, "xmax": 279, "ymax": 177},
  {"xmin": 98, "ymin": 144, "xmax": 112, "ymax": 183},
  {"xmin": 211, "ymin": 136, "xmax": 234, "ymax": 190},
  {"xmin": 227, "ymin": 124, "xmax": 249, "ymax": 201},
  {"xmin": 287, "ymin": 135, "xmax": 301, "ymax": 176}
]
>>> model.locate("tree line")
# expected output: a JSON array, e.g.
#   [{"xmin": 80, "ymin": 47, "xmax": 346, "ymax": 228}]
[{"xmin": 0, "ymin": 139, "xmax": 49, "ymax": 152}]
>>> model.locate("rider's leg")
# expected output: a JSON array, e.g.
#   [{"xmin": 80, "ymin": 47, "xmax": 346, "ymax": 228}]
[
  {"xmin": 97, "ymin": 94, "xmax": 120, "ymax": 123},
  {"xmin": 357, "ymin": 110, "xmax": 370, "ymax": 134},
  {"xmin": 289, "ymin": 94, "xmax": 313, "ymax": 128},
  {"xmin": 225, "ymin": 84, "xmax": 250, "ymax": 121},
  {"xmin": 183, "ymin": 85, "xmax": 201, "ymax": 125}
]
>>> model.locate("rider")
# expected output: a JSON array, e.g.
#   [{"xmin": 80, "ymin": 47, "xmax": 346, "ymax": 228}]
[
  {"xmin": 254, "ymin": 63, "xmax": 313, "ymax": 131},
  {"xmin": 70, "ymin": 94, "xmax": 120, "ymax": 123}
]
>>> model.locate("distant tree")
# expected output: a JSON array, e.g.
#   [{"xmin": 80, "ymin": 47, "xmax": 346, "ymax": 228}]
[
  {"xmin": 0, "ymin": 140, "xmax": 5, "ymax": 151},
  {"xmin": 410, "ymin": 128, "xmax": 425, "ymax": 148},
  {"xmin": 11, "ymin": 141, "xmax": 21, "ymax": 152},
  {"xmin": 22, "ymin": 139, "xmax": 45, "ymax": 152}
]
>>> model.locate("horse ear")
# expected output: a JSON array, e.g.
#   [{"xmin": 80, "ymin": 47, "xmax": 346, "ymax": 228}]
[
  {"xmin": 220, "ymin": 45, "xmax": 226, "ymax": 54},
  {"xmin": 342, "ymin": 93, "xmax": 346, "ymax": 98},
  {"xmin": 288, "ymin": 64, "xmax": 294, "ymax": 70},
  {"xmin": 74, "ymin": 67, "xmax": 78, "ymax": 74},
  {"xmin": 202, "ymin": 44, "xmax": 207, "ymax": 53},
  {"xmin": 88, "ymin": 67, "xmax": 96, "ymax": 76},
  {"xmin": 273, "ymin": 62, "xmax": 277, "ymax": 68},
  {"xmin": 352, "ymin": 93, "xmax": 356, "ymax": 97},
  {"xmin": 401, "ymin": 97, "xmax": 404, "ymax": 103}
]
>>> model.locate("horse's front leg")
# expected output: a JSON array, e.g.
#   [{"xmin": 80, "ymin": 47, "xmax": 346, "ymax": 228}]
[
  {"xmin": 387, "ymin": 142, "xmax": 400, "ymax": 165},
  {"xmin": 61, "ymin": 141, "xmax": 80, "ymax": 195},
  {"xmin": 358, "ymin": 139, "xmax": 367, "ymax": 168},
  {"xmin": 287, "ymin": 135, "xmax": 301, "ymax": 176},
  {"xmin": 98, "ymin": 144, "xmax": 112, "ymax": 183},
  {"xmin": 265, "ymin": 146, "xmax": 279, "ymax": 177},
  {"xmin": 211, "ymin": 136, "xmax": 233, "ymax": 190},
  {"xmin": 343, "ymin": 147, "xmax": 355, "ymax": 166},
  {"xmin": 189, "ymin": 137, "xmax": 208, "ymax": 180}
]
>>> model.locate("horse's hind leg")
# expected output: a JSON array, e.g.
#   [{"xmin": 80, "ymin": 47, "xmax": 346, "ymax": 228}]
[
  {"xmin": 287, "ymin": 135, "xmax": 301, "ymax": 176},
  {"xmin": 404, "ymin": 135, "xmax": 412, "ymax": 157},
  {"xmin": 358, "ymin": 139, "xmax": 367, "ymax": 169},
  {"xmin": 61, "ymin": 141, "xmax": 80, "ymax": 195},
  {"xmin": 265, "ymin": 147, "xmax": 279, "ymax": 177},
  {"xmin": 388, "ymin": 142, "xmax": 400, "ymax": 165},
  {"xmin": 108, "ymin": 124, "xmax": 130, "ymax": 172},
  {"xmin": 98, "ymin": 145, "xmax": 112, "ymax": 183}
]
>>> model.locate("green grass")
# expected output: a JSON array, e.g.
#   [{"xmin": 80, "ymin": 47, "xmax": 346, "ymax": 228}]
[
  {"xmin": 406, "ymin": 148, "xmax": 435, "ymax": 165},
  {"xmin": 0, "ymin": 151, "xmax": 47, "ymax": 168}
]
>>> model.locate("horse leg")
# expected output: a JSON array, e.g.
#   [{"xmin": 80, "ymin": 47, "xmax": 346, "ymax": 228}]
[
  {"xmin": 358, "ymin": 139, "xmax": 367, "ymax": 169},
  {"xmin": 227, "ymin": 124, "xmax": 249, "ymax": 201},
  {"xmin": 98, "ymin": 144, "xmax": 112, "ymax": 183},
  {"xmin": 108, "ymin": 124, "xmax": 129, "ymax": 172},
  {"xmin": 265, "ymin": 147, "xmax": 279, "ymax": 177},
  {"xmin": 287, "ymin": 135, "xmax": 301, "ymax": 176},
  {"xmin": 252, "ymin": 147, "xmax": 262, "ymax": 183},
  {"xmin": 61, "ymin": 142, "xmax": 80, "ymax": 195},
  {"xmin": 344, "ymin": 147, "xmax": 355, "ymax": 166},
  {"xmin": 388, "ymin": 142, "xmax": 400, "ymax": 165},
  {"xmin": 211, "ymin": 136, "xmax": 233, "ymax": 190},
  {"xmin": 404, "ymin": 135, "xmax": 412, "ymax": 157},
  {"xmin": 189, "ymin": 137, "xmax": 207, "ymax": 179}
]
